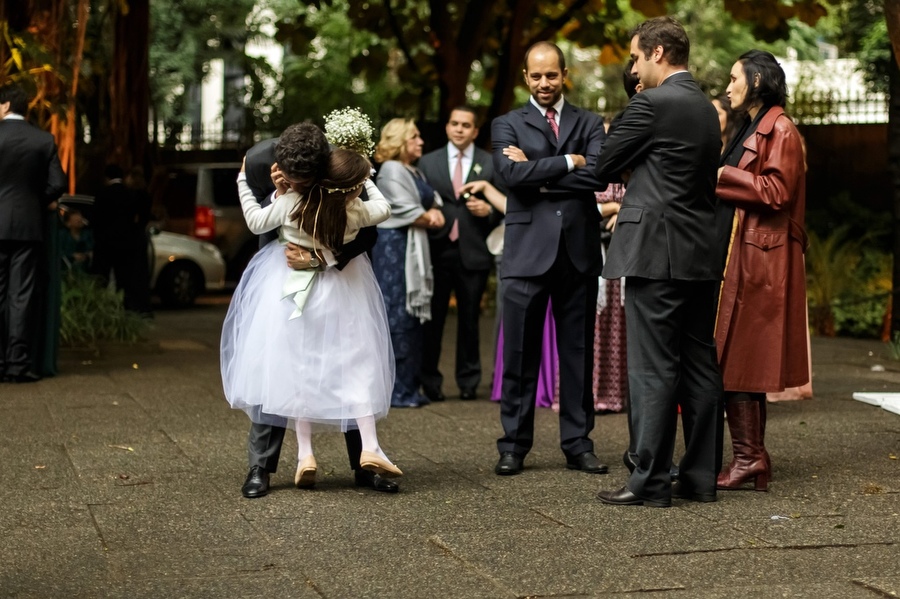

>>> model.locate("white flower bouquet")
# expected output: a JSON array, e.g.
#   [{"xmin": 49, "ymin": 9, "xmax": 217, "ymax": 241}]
[{"xmin": 323, "ymin": 107, "xmax": 375, "ymax": 157}]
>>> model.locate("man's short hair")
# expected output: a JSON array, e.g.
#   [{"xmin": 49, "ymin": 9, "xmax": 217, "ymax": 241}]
[
  {"xmin": 523, "ymin": 41, "xmax": 566, "ymax": 72},
  {"xmin": 631, "ymin": 16, "xmax": 690, "ymax": 68},
  {"xmin": 104, "ymin": 164, "xmax": 125, "ymax": 180},
  {"xmin": 449, "ymin": 105, "xmax": 479, "ymax": 126},
  {"xmin": 275, "ymin": 122, "xmax": 330, "ymax": 181},
  {"xmin": 738, "ymin": 50, "xmax": 788, "ymax": 109},
  {"xmin": 0, "ymin": 83, "xmax": 29, "ymax": 115}
]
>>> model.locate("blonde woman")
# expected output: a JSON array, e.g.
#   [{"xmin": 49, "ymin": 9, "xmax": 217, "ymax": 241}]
[{"xmin": 372, "ymin": 119, "xmax": 445, "ymax": 408}]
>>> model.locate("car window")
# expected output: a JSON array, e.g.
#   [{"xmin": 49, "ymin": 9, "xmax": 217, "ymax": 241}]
[
  {"xmin": 159, "ymin": 172, "xmax": 198, "ymax": 219},
  {"xmin": 209, "ymin": 167, "xmax": 241, "ymax": 207}
]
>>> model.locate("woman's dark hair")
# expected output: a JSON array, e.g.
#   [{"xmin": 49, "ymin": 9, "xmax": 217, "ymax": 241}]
[
  {"xmin": 291, "ymin": 148, "xmax": 371, "ymax": 251},
  {"xmin": 738, "ymin": 50, "xmax": 787, "ymax": 108},
  {"xmin": 275, "ymin": 122, "xmax": 331, "ymax": 186},
  {"xmin": 623, "ymin": 59, "xmax": 640, "ymax": 98},
  {"xmin": 715, "ymin": 94, "xmax": 739, "ymax": 145},
  {"xmin": 631, "ymin": 16, "xmax": 690, "ymax": 68}
]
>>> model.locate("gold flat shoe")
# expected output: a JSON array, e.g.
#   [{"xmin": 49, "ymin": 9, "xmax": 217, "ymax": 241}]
[
  {"xmin": 294, "ymin": 455, "xmax": 317, "ymax": 488},
  {"xmin": 359, "ymin": 450, "xmax": 403, "ymax": 478}
]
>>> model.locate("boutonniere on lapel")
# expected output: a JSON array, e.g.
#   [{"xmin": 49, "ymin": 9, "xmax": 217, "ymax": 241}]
[{"xmin": 473, "ymin": 163, "xmax": 482, "ymax": 176}]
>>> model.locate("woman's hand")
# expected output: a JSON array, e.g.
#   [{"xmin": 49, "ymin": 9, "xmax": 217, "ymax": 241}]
[
  {"xmin": 271, "ymin": 163, "xmax": 289, "ymax": 198},
  {"xmin": 459, "ymin": 180, "xmax": 489, "ymax": 196},
  {"xmin": 424, "ymin": 208, "xmax": 445, "ymax": 229},
  {"xmin": 503, "ymin": 146, "xmax": 528, "ymax": 162}
]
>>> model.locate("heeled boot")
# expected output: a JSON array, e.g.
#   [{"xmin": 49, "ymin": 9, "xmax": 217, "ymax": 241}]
[
  {"xmin": 717, "ymin": 397, "xmax": 769, "ymax": 491},
  {"xmin": 760, "ymin": 398, "xmax": 772, "ymax": 480}
]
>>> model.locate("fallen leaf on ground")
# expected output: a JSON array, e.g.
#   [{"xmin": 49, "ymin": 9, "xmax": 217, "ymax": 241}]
[{"xmin": 107, "ymin": 444, "xmax": 134, "ymax": 452}]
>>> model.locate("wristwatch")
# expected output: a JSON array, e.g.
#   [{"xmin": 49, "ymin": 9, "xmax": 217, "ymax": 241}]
[{"xmin": 308, "ymin": 254, "xmax": 320, "ymax": 268}]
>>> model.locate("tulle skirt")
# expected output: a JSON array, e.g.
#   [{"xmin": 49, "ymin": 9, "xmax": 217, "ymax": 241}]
[{"xmin": 220, "ymin": 240, "xmax": 394, "ymax": 430}]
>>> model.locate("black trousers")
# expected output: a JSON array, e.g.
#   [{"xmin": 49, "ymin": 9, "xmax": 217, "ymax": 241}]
[
  {"xmin": 92, "ymin": 240, "xmax": 151, "ymax": 313},
  {"xmin": 623, "ymin": 277, "xmax": 724, "ymax": 501},
  {"xmin": 247, "ymin": 422, "xmax": 364, "ymax": 473},
  {"xmin": 0, "ymin": 240, "xmax": 39, "ymax": 376},
  {"xmin": 421, "ymin": 245, "xmax": 490, "ymax": 394},
  {"xmin": 498, "ymin": 241, "xmax": 597, "ymax": 458}
]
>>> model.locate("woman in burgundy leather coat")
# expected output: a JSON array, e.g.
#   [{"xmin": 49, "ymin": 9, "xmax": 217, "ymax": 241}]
[{"xmin": 714, "ymin": 50, "xmax": 809, "ymax": 492}]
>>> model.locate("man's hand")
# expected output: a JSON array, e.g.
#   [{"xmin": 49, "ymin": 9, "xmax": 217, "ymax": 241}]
[
  {"xmin": 502, "ymin": 146, "xmax": 528, "ymax": 162},
  {"xmin": 271, "ymin": 163, "xmax": 289, "ymax": 198},
  {"xmin": 569, "ymin": 154, "xmax": 586, "ymax": 168},
  {"xmin": 424, "ymin": 208, "xmax": 445, "ymax": 229},
  {"xmin": 285, "ymin": 243, "xmax": 322, "ymax": 270}
]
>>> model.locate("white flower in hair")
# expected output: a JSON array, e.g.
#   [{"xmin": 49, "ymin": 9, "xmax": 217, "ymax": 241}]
[{"xmin": 324, "ymin": 107, "xmax": 375, "ymax": 156}]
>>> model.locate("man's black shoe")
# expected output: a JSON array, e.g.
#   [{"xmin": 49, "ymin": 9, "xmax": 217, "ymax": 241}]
[
  {"xmin": 671, "ymin": 481, "xmax": 716, "ymax": 502},
  {"xmin": 241, "ymin": 465, "xmax": 270, "ymax": 499},
  {"xmin": 566, "ymin": 451, "xmax": 609, "ymax": 474},
  {"xmin": 5, "ymin": 372, "xmax": 41, "ymax": 384},
  {"xmin": 495, "ymin": 452, "xmax": 524, "ymax": 475},
  {"xmin": 596, "ymin": 486, "xmax": 670, "ymax": 508},
  {"xmin": 355, "ymin": 469, "xmax": 399, "ymax": 493},
  {"xmin": 460, "ymin": 388, "xmax": 477, "ymax": 400},
  {"xmin": 422, "ymin": 386, "xmax": 445, "ymax": 402}
]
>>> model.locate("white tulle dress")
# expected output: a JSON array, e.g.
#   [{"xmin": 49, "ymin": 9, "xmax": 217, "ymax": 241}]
[{"xmin": 221, "ymin": 175, "xmax": 395, "ymax": 431}]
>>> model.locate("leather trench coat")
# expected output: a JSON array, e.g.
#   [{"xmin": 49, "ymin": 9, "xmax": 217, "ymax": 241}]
[{"xmin": 715, "ymin": 106, "xmax": 810, "ymax": 393}]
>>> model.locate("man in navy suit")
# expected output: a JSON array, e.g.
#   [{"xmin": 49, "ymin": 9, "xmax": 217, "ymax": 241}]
[
  {"xmin": 239, "ymin": 124, "xmax": 399, "ymax": 498},
  {"xmin": 417, "ymin": 106, "xmax": 501, "ymax": 402},
  {"xmin": 491, "ymin": 42, "xmax": 608, "ymax": 476},
  {"xmin": 0, "ymin": 84, "xmax": 66, "ymax": 383},
  {"xmin": 594, "ymin": 17, "xmax": 724, "ymax": 507}
]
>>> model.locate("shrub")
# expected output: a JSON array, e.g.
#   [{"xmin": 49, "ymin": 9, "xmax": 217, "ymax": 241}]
[{"xmin": 60, "ymin": 272, "xmax": 148, "ymax": 348}]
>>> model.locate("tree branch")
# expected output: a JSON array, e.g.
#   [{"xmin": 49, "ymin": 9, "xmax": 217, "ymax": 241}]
[
  {"xmin": 529, "ymin": 0, "xmax": 591, "ymax": 47},
  {"xmin": 385, "ymin": 0, "xmax": 418, "ymax": 73}
]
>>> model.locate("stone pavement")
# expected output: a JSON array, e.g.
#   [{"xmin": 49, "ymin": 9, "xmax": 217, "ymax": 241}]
[{"xmin": 1, "ymin": 300, "xmax": 898, "ymax": 599}]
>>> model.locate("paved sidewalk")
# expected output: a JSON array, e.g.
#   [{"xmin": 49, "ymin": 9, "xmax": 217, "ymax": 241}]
[{"xmin": 1, "ymin": 301, "xmax": 898, "ymax": 598}]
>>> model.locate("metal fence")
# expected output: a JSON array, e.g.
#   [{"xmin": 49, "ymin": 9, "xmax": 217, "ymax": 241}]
[{"xmin": 789, "ymin": 91, "xmax": 888, "ymax": 125}]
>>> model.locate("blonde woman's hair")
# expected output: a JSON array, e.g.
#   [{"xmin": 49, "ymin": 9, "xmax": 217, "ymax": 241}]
[{"xmin": 373, "ymin": 118, "xmax": 417, "ymax": 163}]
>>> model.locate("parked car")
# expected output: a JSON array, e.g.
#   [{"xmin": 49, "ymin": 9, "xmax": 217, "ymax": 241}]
[
  {"xmin": 59, "ymin": 194, "xmax": 226, "ymax": 308},
  {"xmin": 153, "ymin": 163, "xmax": 257, "ymax": 281}
]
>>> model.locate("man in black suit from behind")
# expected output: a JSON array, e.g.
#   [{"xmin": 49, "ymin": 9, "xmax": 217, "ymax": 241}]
[
  {"xmin": 0, "ymin": 84, "xmax": 66, "ymax": 383},
  {"xmin": 239, "ymin": 124, "xmax": 398, "ymax": 498},
  {"xmin": 594, "ymin": 17, "xmax": 724, "ymax": 508},
  {"xmin": 417, "ymin": 106, "xmax": 502, "ymax": 402},
  {"xmin": 490, "ymin": 42, "xmax": 608, "ymax": 476}
]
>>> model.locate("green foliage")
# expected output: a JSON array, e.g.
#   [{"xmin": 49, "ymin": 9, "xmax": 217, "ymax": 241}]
[
  {"xmin": 806, "ymin": 226, "xmax": 891, "ymax": 338},
  {"xmin": 60, "ymin": 272, "xmax": 149, "ymax": 348},
  {"xmin": 887, "ymin": 331, "xmax": 900, "ymax": 360}
]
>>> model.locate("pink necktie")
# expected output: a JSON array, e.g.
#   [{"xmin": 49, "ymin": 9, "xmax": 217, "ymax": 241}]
[
  {"xmin": 546, "ymin": 107, "xmax": 559, "ymax": 140},
  {"xmin": 449, "ymin": 152, "xmax": 463, "ymax": 242}
]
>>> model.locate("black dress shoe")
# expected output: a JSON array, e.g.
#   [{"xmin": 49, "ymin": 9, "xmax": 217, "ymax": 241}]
[
  {"xmin": 596, "ymin": 486, "xmax": 670, "ymax": 508},
  {"xmin": 241, "ymin": 465, "xmax": 270, "ymax": 499},
  {"xmin": 459, "ymin": 388, "xmax": 477, "ymax": 400},
  {"xmin": 5, "ymin": 372, "xmax": 41, "ymax": 384},
  {"xmin": 422, "ymin": 387, "xmax": 445, "ymax": 402},
  {"xmin": 671, "ymin": 481, "xmax": 716, "ymax": 503},
  {"xmin": 495, "ymin": 452, "xmax": 524, "ymax": 475},
  {"xmin": 566, "ymin": 451, "xmax": 609, "ymax": 474},
  {"xmin": 355, "ymin": 469, "xmax": 400, "ymax": 493}
]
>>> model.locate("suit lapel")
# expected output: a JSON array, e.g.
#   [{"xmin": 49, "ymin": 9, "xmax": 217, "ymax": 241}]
[
  {"xmin": 556, "ymin": 101, "xmax": 578, "ymax": 149},
  {"xmin": 466, "ymin": 148, "xmax": 486, "ymax": 183},
  {"xmin": 435, "ymin": 146, "xmax": 457, "ymax": 202},
  {"xmin": 522, "ymin": 104, "xmax": 558, "ymax": 148}
]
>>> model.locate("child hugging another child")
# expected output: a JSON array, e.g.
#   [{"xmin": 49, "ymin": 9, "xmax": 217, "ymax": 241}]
[{"xmin": 221, "ymin": 116, "xmax": 401, "ymax": 489}]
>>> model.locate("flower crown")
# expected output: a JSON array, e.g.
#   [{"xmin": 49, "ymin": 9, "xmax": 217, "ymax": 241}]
[
  {"xmin": 322, "ymin": 179, "xmax": 367, "ymax": 194},
  {"xmin": 324, "ymin": 107, "xmax": 375, "ymax": 156}
]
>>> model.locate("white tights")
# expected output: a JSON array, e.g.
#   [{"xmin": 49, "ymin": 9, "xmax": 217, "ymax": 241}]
[{"xmin": 295, "ymin": 415, "xmax": 390, "ymax": 462}]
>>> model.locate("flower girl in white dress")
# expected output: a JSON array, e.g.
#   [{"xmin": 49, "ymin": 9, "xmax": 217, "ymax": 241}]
[{"xmin": 221, "ymin": 145, "xmax": 402, "ymax": 488}]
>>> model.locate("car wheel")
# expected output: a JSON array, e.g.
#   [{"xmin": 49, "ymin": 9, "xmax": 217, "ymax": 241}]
[{"xmin": 156, "ymin": 262, "xmax": 204, "ymax": 308}]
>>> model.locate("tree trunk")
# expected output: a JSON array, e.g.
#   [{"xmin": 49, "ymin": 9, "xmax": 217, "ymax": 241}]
[
  {"xmin": 886, "ymin": 1, "xmax": 900, "ymax": 335},
  {"xmin": 109, "ymin": 0, "xmax": 150, "ymax": 171}
]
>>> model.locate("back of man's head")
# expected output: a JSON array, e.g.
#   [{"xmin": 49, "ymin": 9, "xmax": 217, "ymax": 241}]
[
  {"xmin": 632, "ymin": 16, "xmax": 690, "ymax": 68},
  {"xmin": 0, "ymin": 83, "xmax": 29, "ymax": 116},
  {"xmin": 104, "ymin": 164, "xmax": 125, "ymax": 181},
  {"xmin": 275, "ymin": 122, "xmax": 330, "ymax": 184}
]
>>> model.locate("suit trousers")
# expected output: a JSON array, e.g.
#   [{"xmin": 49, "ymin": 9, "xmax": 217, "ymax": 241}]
[
  {"xmin": 247, "ymin": 422, "xmax": 365, "ymax": 473},
  {"xmin": 421, "ymin": 244, "xmax": 490, "ymax": 394},
  {"xmin": 498, "ymin": 239, "xmax": 597, "ymax": 458},
  {"xmin": 0, "ymin": 240, "xmax": 39, "ymax": 376},
  {"xmin": 623, "ymin": 277, "xmax": 724, "ymax": 501}
]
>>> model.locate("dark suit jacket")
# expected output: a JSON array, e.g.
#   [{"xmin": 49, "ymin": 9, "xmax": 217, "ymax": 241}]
[
  {"xmin": 417, "ymin": 145, "xmax": 501, "ymax": 271},
  {"xmin": 491, "ymin": 100, "xmax": 606, "ymax": 278},
  {"xmin": 0, "ymin": 119, "xmax": 66, "ymax": 241},
  {"xmin": 595, "ymin": 73, "xmax": 722, "ymax": 281},
  {"xmin": 243, "ymin": 137, "xmax": 376, "ymax": 266}
]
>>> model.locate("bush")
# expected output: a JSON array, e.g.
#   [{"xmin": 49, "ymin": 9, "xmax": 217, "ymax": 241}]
[{"xmin": 60, "ymin": 272, "xmax": 149, "ymax": 347}]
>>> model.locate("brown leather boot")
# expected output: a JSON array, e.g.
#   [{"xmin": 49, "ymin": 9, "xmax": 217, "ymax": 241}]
[
  {"xmin": 718, "ymin": 397, "xmax": 769, "ymax": 491},
  {"xmin": 760, "ymin": 398, "xmax": 772, "ymax": 480}
]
